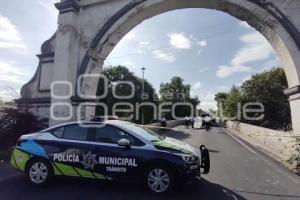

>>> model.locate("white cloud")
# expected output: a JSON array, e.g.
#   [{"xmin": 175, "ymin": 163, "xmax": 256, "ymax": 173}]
[
  {"xmin": 239, "ymin": 21, "xmax": 251, "ymax": 29},
  {"xmin": 152, "ymin": 50, "xmax": 175, "ymax": 63},
  {"xmin": 197, "ymin": 40, "xmax": 207, "ymax": 47},
  {"xmin": 0, "ymin": 15, "xmax": 26, "ymax": 50},
  {"xmin": 192, "ymin": 81, "xmax": 202, "ymax": 90},
  {"xmin": 37, "ymin": 0, "xmax": 58, "ymax": 17},
  {"xmin": 139, "ymin": 41, "xmax": 149, "ymax": 46},
  {"xmin": 216, "ymin": 65, "xmax": 252, "ymax": 78},
  {"xmin": 168, "ymin": 33, "xmax": 191, "ymax": 49},
  {"xmin": 198, "ymin": 67, "xmax": 209, "ymax": 73},
  {"xmin": 124, "ymin": 61, "xmax": 134, "ymax": 68},
  {"xmin": 123, "ymin": 31, "xmax": 135, "ymax": 40},
  {"xmin": 232, "ymin": 32, "xmax": 274, "ymax": 66},
  {"xmin": 0, "ymin": 61, "xmax": 26, "ymax": 83},
  {"xmin": 0, "ymin": 60, "xmax": 28, "ymax": 100},
  {"xmin": 216, "ymin": 32, "xmax": 274, "ymax": 78},
  {"xmin": 137, "ymin": 41, "xmax": 150, "ymax": 54},
  {"xmin": 0, "ymin": 41, "xmax": 26, "ymax": 49}
]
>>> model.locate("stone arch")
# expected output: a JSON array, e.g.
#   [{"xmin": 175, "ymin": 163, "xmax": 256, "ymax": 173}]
[
  {"xmin": 73, "ymin": 0, "xmax": 300, "ymax": 132},
  {"xmin": 78, "ymin": 0, "xmax": 300, "ymax": 99}
]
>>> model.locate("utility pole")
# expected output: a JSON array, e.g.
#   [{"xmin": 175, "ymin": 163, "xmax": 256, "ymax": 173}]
[{"xmin": 141, "ymin": 67, "xmax": 146, "ymax": 125}]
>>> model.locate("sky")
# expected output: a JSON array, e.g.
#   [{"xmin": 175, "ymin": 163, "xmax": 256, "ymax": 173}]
[{"xmin": 0, "ymin": 1, "xmax": 280, "ymax": 111}]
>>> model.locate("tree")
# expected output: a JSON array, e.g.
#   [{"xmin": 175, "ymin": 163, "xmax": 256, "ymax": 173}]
[
  {"xmin": 215, "ymin": 92, "xmax": 228, "ymax": 117},
  {"xmin": 0, "ymin": 109, "xmax": 48, "ymax": 150},
  {"xmin": 215, "ymin": 68, "xmax": 291, "ymax": 130},
  {"xmin": 96, "ymin": 66, "xmax": 157, "ymax": 124},
  {"xmin": 159, "ymin": 77, "xmax": 200, "ymax": 119},
  {"xmin": 240, "ymin": 68, "xmax": 291, "ymax": 130},
  {"xmin": 223, "ymin": 86, "xmax": 242, "ymax": 119}
]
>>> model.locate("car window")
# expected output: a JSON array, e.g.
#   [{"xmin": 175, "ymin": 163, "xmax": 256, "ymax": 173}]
[
  {"xmin": 52, "ymin": 125, "xmax": 89, "ymax": 141},
  {"xmin": 52, "ymin": 127, "xmax": 64, "ymax": 138},
  {"xmin": 92, "ymin": 125, "xmax": 144, "ymax": 146}
]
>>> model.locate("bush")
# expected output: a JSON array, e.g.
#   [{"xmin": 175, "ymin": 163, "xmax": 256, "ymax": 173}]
[{"xmin": 0, "ymin": 109, "xmax": 48, "ymax": 150}]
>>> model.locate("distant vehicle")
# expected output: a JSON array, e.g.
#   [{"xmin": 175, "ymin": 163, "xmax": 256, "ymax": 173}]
[{"xmin": 10, "ymin": 119, "xmax": 210, "ymax": 193}]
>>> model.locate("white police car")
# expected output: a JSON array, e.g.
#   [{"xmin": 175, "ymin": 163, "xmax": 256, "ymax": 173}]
[{"xmin": 10, "ymin": 119, "xmax": 210, "ymax": 193}]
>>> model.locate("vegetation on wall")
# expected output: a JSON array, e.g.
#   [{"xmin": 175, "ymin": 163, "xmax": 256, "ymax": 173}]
[{"xmin": 215, "ymin": 68, "xmax": 291, "ymax": 131}]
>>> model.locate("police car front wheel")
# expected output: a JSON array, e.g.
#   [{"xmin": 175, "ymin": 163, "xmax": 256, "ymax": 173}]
[
  {"xmin": 146, "ymin": 167, "xmax": 173, "ymax": 193},
  {"xmin": 26, "ymin": 159, "xmax": 52, "ymax": 185}
]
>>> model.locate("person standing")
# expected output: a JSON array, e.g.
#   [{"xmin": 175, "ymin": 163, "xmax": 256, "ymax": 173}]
[
  {"xmin": 191, "ymin": 116, "xmax": 195, "ymax": 129},
  {"xmin": 185, "ymin": 116, "xmax": 190, "ymax": 129},
  {"xmin": 204, "ymin": 115, "xmax": 211, "ymax": 131},
  {"xmin": 160, "ymin": 116, "xmax": 166, "ymax": 128}
]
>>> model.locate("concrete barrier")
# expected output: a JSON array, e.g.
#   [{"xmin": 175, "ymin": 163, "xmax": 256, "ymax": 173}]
[{"xmin": 226, "ymin": 121, "xmax": 298, "ymax": 167}]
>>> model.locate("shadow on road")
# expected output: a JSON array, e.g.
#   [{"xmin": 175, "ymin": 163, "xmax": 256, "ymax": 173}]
[
  {"xmin": 0, "ymin": 174, "xmax": 247, "ymax": 200},
  {"xmin": 153, "ymin": 129, "xmax": 192, "ymax": 140}
]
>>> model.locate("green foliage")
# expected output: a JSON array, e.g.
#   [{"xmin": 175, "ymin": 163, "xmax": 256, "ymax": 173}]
[
  {"xmin": 240, "ymin": 68, "xmax": 291, "ymax": 130},
  {"xmin": 215, "ymin": 68, "xmax": 291, "ymax": 130},
  {"xmin": 159, "ymin": 77, "xmax": 200, "ymax": 119},
  {"xmin": 96, "ymin": 66, "xmax": 157, "ymax": 124},
  {"xmin": 223, "ymin": 86, "xmax": 242, "ymax": 119},
  {"xmin": 215, "ymin": 92, "xmax": 227, "ymax": 117},
  {"xmin": 287, "ymin": 137, "xmax": 300, "ymax": 175},
  {"xmin": 0, "ymin": 109, "xmax": 48, "ymax": 150}
]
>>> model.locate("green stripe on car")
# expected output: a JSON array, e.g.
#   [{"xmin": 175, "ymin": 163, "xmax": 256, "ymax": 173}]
[{"xmin": 10, "ymin": 148, "xmax": 30, "ymax": 171}]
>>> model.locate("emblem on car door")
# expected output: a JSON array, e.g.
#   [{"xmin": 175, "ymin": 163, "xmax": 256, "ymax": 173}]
[{"xmin": 81, "ymin": 151, "xmax": 97, "ymax": 170}]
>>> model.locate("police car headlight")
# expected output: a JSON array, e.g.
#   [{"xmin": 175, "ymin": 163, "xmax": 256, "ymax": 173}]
[{"xmin": 177, "ymin": 154, "xmax": 197, "ymax": 163}]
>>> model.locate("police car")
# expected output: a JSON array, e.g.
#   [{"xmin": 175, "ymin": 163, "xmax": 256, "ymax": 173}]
[{"xmin": 10, "ymin": 119, "xmax": 210, "ymax": 193}]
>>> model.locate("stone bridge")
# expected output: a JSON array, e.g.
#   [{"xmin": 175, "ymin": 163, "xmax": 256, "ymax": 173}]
[{"xmin": 17, "ymin": 0, "xmax": 300, "ymax": 133}]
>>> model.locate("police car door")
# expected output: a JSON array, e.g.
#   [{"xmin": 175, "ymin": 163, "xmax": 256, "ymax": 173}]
[{"xmin": 90, "ymin": 124, "xmax": 145, "ymax": 182}]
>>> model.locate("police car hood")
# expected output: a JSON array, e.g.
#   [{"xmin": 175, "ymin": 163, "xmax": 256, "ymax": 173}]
[{"xmin": 152, "ymin": 137, "xmax": 198, "ymax": 155}]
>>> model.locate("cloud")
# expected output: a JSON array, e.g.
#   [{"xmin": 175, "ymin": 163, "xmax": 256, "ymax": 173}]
[
  {"xmin": 168, "ymin": 33, "xmax": 191, "ymax": 49},
  {"xmin": 0, "ymin": 15, "xmax": 26, "ymax": 50},
  {"xmin": 137, "ymin": 41, "xmax": 150, "ymax": 54},
  {"xmin": 0, "ymin": 60, "xmax": 26, "ymax": 83},
  {"xmin": 0, "ymin": 60, "xmax": 28, "ymax": 100},
  {"xmin": 197, "ymin": 40, "xmax": 207, "ymax": 47},
  {"xmin": 216, "ymin": 65, "xmax": 252, "ymax": 78},
  {"xmin": 232, "ymin": 32, "xmax": 274, "ymax": 66},
  {"xmin": 192, "ymin": 82, "xmax": 202, "ymax": 90},
  {"xmin": 152, "ymin": 50, "xmax": 175, "ymax": 63},
  {"xmin": 123, "ymin": 31, "xmax": 135, "ymax": 40},
  {"xmin": 239, "ymin": 21, "xmax": 251, "ymax": 29},
  {"xmin": 216, "ymin": 32, "xmax": 274, "ymax": 78},
  {"xmin": 198, "ymin": 67, "xmax": 209, "ymax": 73},
  {"xmin": 0, "ymin": 41, "xmax": 26, "ymax": 49},
  {"xmin": 37, "ymin": 0, "xmax": 58, "ymax": 17}
]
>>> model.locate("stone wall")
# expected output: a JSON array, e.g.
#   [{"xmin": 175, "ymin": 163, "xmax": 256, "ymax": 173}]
[{"xmin": 226, "ymin": 121, "xmax": 298, "ymax": 170}]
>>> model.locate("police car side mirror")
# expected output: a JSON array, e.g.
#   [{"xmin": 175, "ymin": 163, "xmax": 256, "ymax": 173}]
[{"xmin": 118, "ymin": 139, "xmax": 131, "ymax": 148}]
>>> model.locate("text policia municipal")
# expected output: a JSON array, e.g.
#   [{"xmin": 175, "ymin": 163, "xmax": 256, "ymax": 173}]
[{"xmin": 53, "ymin": 154, "xmax": 138, "ymax": 167}]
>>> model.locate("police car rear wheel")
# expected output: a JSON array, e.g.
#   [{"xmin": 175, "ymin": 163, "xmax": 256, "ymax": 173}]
[
  {"xmin": 147, "ymin": 168, "xmax": 172, "ymax": 193},
  {"xmin": 27, "ymin": 159, "xmax": 52, "ymax": 185}
]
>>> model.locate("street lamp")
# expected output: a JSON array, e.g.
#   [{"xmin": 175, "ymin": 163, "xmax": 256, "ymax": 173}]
[{"xmin": 141, "ymin": 67, "xmax": 146, "ymax": 125}]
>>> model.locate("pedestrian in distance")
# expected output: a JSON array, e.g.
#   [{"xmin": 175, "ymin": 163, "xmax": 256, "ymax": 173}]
[
  {"xmin": 191, "ymin": 116, "xmax": 195, "ymax": 129},
  {"xmin": 185, "ymin": 116, "xmax": 190, "ymax": 129},
  {"xmin": 205, "ymin": 115, "xmax": 211, "ymax": 132},
  {"xmin": 160, "ymin": 116, "xmax": 166, "ymax": 128}
]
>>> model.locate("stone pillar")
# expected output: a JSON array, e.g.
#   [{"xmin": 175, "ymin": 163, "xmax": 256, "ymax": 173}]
[
  {"xmin": 285, "ymin": 86, "xmax": 300, "ymax": 134},
  {"xmin": 289, "ymin": 95, "xmax": 300, "ymax": 135},
  {"xmin": 50, "ymin": 0, "xmax": 80, "ymax": 126}
]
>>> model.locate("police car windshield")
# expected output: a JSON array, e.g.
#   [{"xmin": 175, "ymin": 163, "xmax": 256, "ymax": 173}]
[{"xmin": 121, "ymin": 123, "xmax": 161, "ymax": 142}]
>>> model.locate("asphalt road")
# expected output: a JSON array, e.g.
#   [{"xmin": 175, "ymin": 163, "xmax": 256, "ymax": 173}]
[{"xmin": 0, "ymin": 125, "xmax": 299, "ymax": 200}]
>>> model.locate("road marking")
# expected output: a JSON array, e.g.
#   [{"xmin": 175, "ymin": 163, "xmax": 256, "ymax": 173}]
[{"xmin": 222, "ymin": 128, "xmax": 257, "ymax": 155}]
